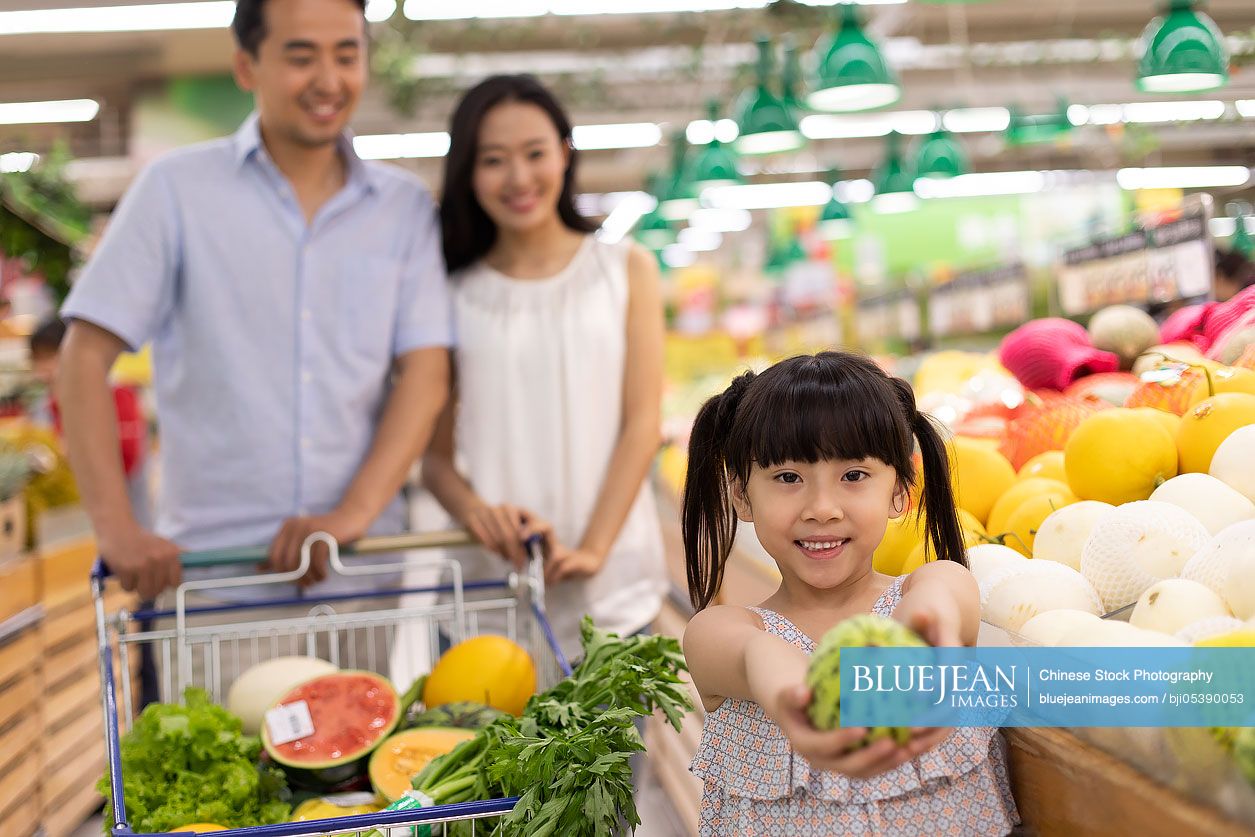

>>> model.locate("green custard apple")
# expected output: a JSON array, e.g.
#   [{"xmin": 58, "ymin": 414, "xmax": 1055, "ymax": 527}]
[{"xmin": 805, "ymin": 613, "xmax": 928, "ymax": 748}]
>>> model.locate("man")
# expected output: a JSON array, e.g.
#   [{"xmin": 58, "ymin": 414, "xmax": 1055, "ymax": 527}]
[{"xmin": 59, "ymin": 0, "xmax": 451, "ymax": 602}]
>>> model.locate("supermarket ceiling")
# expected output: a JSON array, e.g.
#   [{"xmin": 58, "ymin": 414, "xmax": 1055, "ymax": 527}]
[{"xmin": 2, "ymin": 0, "xmax": 1255, "ymax": 203}]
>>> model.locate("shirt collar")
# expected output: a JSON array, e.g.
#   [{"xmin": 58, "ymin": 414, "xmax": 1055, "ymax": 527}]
[{"xmin": 232, "ymin": 111, "xmax": 377, "ymax": 194}]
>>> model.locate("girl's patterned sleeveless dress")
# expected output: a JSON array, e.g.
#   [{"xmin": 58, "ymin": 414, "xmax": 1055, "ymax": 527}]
[{"xmin": 691, "ymin": 577, "xmax": 1020, "ymax": 836}]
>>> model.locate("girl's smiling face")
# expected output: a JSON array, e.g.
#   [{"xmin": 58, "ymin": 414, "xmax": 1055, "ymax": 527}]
[{"xmin": 733, "ymin": 456, "xmax": 907, "ymax": 592}]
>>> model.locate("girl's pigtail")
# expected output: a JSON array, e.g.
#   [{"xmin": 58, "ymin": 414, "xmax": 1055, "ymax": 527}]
[
  {"xmin": 682, "ymin": 371, "xmax": 754, "ymax": 610},
  {"xmin": 912, "ymin": 410, "xmax": 968, "ymax": 567}
]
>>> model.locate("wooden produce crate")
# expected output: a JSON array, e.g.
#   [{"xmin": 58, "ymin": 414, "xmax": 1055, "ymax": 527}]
[
  {"xmin": 0, "ymin": 614, "xmax": 42, "ymax": 837},
  {"xmin": 37, "ymin": 531, "xmax": 139, "ymax": 837},
  {"xmin": 0, "ymin": 552, "xmax": 38, "ymax": 626}
]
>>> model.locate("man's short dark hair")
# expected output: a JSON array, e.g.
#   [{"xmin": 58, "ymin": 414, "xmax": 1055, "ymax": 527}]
[
  {"xmin": 232, "ymin": 0, "xmax": 367, "ymax": 56},
  {"xmin": 29, "ymin": 317, "xmax": 67, "ymax": 357}
]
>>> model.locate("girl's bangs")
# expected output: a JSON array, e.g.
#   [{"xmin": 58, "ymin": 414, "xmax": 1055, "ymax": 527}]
[{"xmin": 737, "ymin": 368, "xmax": 909, "ymax": 473}]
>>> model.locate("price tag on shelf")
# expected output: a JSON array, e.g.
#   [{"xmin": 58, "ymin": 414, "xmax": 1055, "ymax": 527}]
[{"xmin": 265, "ymin": 700, "xmax": 315, "ymax": 745}]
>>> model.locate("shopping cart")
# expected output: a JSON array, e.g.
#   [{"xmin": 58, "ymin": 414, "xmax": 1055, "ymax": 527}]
[{"xmin": 92, "ymin": 530, "xmax": 573, "ymax": 837}]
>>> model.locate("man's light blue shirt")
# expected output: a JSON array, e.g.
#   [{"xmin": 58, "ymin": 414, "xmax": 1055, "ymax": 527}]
[{"xmin": 63, "ymin": 113, "xmax": 452, "ymax": 555}]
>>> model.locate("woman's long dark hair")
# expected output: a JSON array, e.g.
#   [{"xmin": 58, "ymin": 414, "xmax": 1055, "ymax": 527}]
[
  {"xmin": 440, "ymin": 74, "xmax": 597, "ymax": 274},
  {"xmin": 681, "ymin": 351, "xmax": 966, "ymax": 611}
]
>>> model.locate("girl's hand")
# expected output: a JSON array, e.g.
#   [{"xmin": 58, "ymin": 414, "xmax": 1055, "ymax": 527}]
[
  {"xmin": 775, "ymin": 685, "xmax": 920, "ymax": 778},
  {"xmin": 897, "ymin": 595, "xmax": 964, "ymax": 648}
]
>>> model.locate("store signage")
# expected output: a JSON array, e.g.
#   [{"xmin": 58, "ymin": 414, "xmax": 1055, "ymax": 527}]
[
  {"xmin": 857, "ymin": 288, "xmax": 920, "ymax": 344},
  {"xmin": 1058, "ymin": 212, "xmax": 1212, "ymax": 315},
  {"xmin": 839, "ymin": 646, "xmax": 1255, "ymax": 728},
  {"xmin": 929, "ymin": 262, "xmax": 1031, "ymax": 339}
]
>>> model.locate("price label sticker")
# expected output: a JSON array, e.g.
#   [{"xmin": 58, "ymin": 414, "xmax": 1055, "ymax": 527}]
[{"xmin": 265, "ymin": 700, "xmax": 315, "ymax": 746}]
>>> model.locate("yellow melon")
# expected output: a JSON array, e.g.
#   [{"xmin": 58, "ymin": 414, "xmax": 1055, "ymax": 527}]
[
  {"xmin": 1003, "ymin": 493, "xmax": 1078, "ymax": 557},
  {"xmin": 1185, "ymin": 366, "xmax": 1255, "ymax": 408},
  {"xmin": 1176, "ymin": 393, "xmax": 1255, "ymax": 474},
  {"xmin": 948, "ymin": 437, "xmax": 1016, "ymax": 526},
  {"xmin": 1131, "ymin": 407, "xmax": 1181, "ymax": 438},
  {"xmin": 1017, "ymin": 450, "xmax": 1067, "ymax": 482},
  {"xmin": 1065, "ymin": 409, "xmax": 1178, "ymax": 505},
  {"xmin": 873, "ymin": 514, "xmax": 925, "ymax": 576},
  {"xmin": 987, "ymin": 478, "xmax": 1077, "ymax": 537}
]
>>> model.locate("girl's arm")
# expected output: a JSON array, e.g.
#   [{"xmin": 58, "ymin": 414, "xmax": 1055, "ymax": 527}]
[
  {"xmin": 421, "ymin": 385, "xmax": 551, "ymax": 568},
  {"xmin": 894, "ymin": 559, "xmax": 982, "ymax": 647},
  {"xmin": 684, "ymin": 605, "xmax": 941, "ymax": 779},
  {"xmin": 546, "ymin": 243, "xmax": 665, "ymax": 582}
]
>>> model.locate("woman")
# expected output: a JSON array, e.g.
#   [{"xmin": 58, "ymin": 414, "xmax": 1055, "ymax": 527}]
[{"xmin": 423, "ymin": 74, "xmax": 668, "ymax": 658}]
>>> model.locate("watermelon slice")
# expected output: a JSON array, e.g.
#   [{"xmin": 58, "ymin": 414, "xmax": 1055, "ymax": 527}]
[{"xmin": 261, "ymin": 670, "xmax": 400, "ymax": 791}]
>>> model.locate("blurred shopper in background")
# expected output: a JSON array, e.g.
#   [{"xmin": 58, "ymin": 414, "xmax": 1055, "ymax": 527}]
[
  {"xmin": 56, "ymin": 0, "xmax": 452, "ymax": 609},
  {"xmin": 1214, "ymin": 245, "xmax": 1255, "ymax": 303},
  {"xmin": 422, "ymin": 74, "xmax": 668, "ymax": 659}
]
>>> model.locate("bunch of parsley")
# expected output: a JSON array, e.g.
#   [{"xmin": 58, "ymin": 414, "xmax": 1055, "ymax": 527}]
[
  {"xmin": 411, "ymin": 618, "xmax": 693, "ymax": 837},
  {"xmin": 97, "ymin": 688, "xmax": 290, "ymax": 834}
]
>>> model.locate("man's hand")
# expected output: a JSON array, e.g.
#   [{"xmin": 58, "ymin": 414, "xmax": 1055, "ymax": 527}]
[
  {"xmin": 266, "ymin": 509, "xmax": 367, "ymax": 587},
  {"xmin": 99, "ymin": 524, "xmax": 182, "ymax": 600},
  {"xmin": 774, "ymin": 685, "xmax": 953, "ymax": 778}
]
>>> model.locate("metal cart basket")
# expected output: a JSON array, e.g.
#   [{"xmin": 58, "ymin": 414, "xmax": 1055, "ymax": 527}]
[{"xmin": 93, "ymin": 530, "xmax": 572, "ymax": 837}]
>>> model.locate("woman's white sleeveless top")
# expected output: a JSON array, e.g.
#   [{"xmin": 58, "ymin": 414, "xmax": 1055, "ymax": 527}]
[{"xmin": 445, "ymin": 235, "xmax": 667, "ymax": 658}]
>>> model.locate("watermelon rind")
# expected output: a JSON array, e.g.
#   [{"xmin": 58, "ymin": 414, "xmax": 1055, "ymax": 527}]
[{"xmin": 260, "ymin": 670, "xmax": 400, "ymax": 789}]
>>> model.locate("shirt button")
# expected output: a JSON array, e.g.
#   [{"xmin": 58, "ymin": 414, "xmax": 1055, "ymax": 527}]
[
  {"xmin": 302, "ymin": 370, "xmax": 312, "ymax": 384},
  {"xmin": 301, "ymin": 437, "xmax": 311, "ymax": 449},
  {"xmin": 302, "ymin": 309, "xmax": 312, "ymax": 321}
]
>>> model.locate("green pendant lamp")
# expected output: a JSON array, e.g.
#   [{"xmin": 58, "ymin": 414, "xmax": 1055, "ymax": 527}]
[
  {"xmin": 807, "ymin": 4, "xmax": 901, "ymax": 113},
  {"xmin": 734, "ymin": 36, "xmax": 805, "ymax": 156},
  {"xmin": 818, "ymin": 170, "xmax": 853, "ymax": 239},
  {"xmin": 871, "ymin": 131, "xmax": 918, "ymax": 214},
  {"xmin": 915, "ymin": 121, "xmax": 967, "ymax": 179},
  {"xmin": 1005, "ymin": 97, "xmax": 1073, "ymax": 146},
  {"xmin": 1136, "ymin": 0, "xmax": 1228, "ymax": 94},
  {"xmin": 692, "ymin": 100, "xmax": 743, "ymax": 189},
  {"xmin": 780, "ymin": 38, "xmax": 808, "ymax": 122},
  {"xmin": 658, "ymin": 131, "xmax": 700, "ymax": 221}
]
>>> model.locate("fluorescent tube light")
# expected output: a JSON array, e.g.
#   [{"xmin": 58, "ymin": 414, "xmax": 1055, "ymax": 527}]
[
  {"xmin": 801, "ymin": 111, "xmax": 936, "ymax": 140},
  {"xmin": 598, "ymin": 192, "xmax": 654, "ymax": 244},
  {"xmin": 0, "ymin": 152, "xmax": 38, "ymax": 173},
  {"xmin": 702, "ymin": 181, "xmax": 831, "ymax": 210},
  {"xmin": 914, "ymin": 171, "xmax": 1047, "ymax": 199},
  {"xmin": 689, "ymin": 207, "xmax": 752, "ymax": 232},
  {"xmin": 677, "ymin": 227, "xmax": 723, "ymax": 252},
  {"xmin": 686, "ymin": 119, "xmax": 739, "ymax": 145},
  {"xmin": 0, "ymin": 2, "xmax": 233, "ymax": 35},
  {"xmin": 1116, "ymin": 166, "xmax": 1251, "ymax": 190},
  {"xmin": 572, "ymin": 122, "xmax": 662, "ymax": 150},
  {"xmin": 353, "ymin": 132, "xmax": 451, "ymax": 160},
  {"xmin": 941, "ymin": 107, "xmax": 1010, "ymax": 134},
  {"xmin": 0, "ymin": 98, "xmax": 99, "ymax": 125}
]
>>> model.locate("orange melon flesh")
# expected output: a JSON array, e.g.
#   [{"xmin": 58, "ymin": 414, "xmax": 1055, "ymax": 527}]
[{"xmin": 368, "ymin": 727, "xmax": 477, "ymax": 802}]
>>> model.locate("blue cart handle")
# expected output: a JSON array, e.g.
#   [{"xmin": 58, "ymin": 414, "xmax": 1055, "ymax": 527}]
[{"xmin": 90, "ymin": 529, "xmax": 477, "ymax": 581}]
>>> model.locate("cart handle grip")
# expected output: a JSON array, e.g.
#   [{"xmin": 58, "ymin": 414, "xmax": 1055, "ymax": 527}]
[{"xmin": 90, "ymin": 529, "xmax": 476, "ymax": 580}]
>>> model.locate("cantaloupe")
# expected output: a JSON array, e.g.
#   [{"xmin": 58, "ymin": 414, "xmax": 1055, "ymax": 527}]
[
  {"xmin": 1149, "ymin": 473, "xmax": 1255, "ymax": 535},
  {"xmin": 1210, "ymin": 425, "xmax": 1255, "ymax": 503},
  {"xmin": 1080, "ymin": 501, "xmax": 1210, "ymax": 611},
  {"xmin": 368, "ymin": 728, "xmax": 477, "ymax": 802},
  {"xmin": 1033, "ymin": 501, "xmax": 1114, "ymax": 570},
  {"xmin": 1129, "ymin": 579, "xmax": 1232, "ymax": 636},
  {"xmin": 1088, "ymin": 305, "xmax": 1160, "ymax": 370}
]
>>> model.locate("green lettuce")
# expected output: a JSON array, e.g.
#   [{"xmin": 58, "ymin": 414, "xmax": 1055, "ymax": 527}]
[{"xmin": 97, "ymin": 688, "xmax": 291, "ymax": 834}]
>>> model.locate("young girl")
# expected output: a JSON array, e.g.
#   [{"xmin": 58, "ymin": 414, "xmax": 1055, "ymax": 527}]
[
  {"xmin": 421, "ymin": 75, "xmax": 668, "ymax": 658},
  {"xmin": 682, "ymin": 352, "xmax": 1019, "ymax": 835}
]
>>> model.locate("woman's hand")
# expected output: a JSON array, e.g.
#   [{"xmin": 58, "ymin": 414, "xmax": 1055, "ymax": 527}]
[
  {"xmin": 774, "ymin": 685, "xmax": 954, "ymax": 778},
  {"xmin": 544, "ymin": 545, "xmax": 607, "ymax": 584},
  {"xmin": 464, "ymin": 503, "xmax": 554, "ymax": 570}
]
